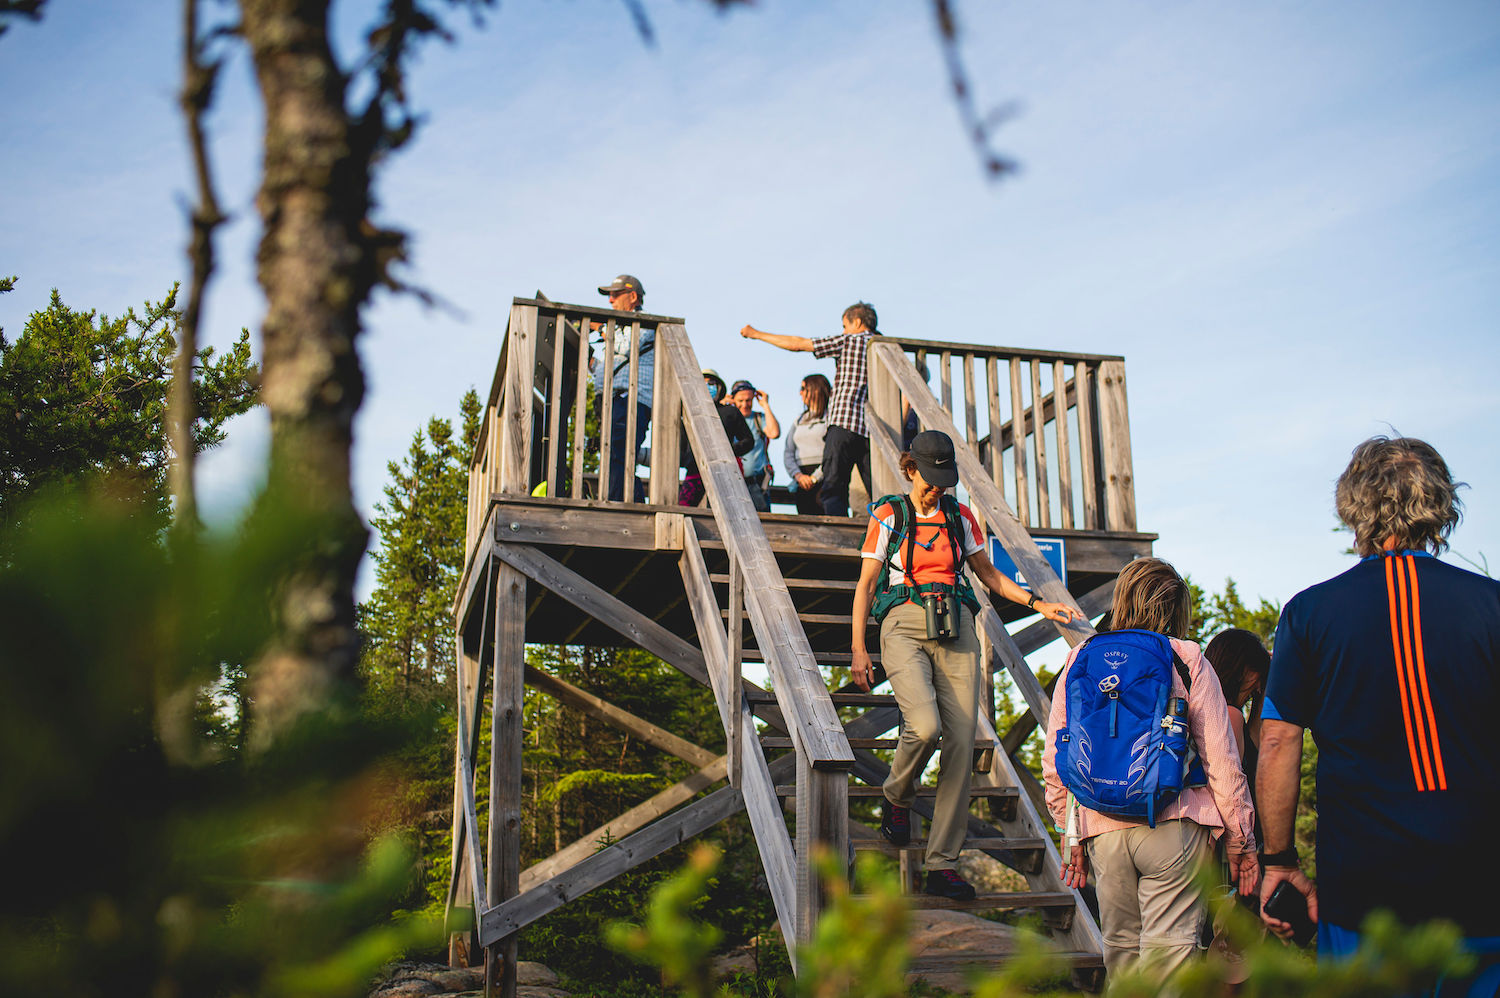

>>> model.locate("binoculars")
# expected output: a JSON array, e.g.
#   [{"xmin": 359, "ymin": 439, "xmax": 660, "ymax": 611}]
[{"xmin": 922, "ymin": 590, "xmax": 960, "ymax": 641}]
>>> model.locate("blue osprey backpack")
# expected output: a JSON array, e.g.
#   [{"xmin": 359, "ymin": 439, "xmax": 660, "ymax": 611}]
[{"xmin": 1054, "ymin": 629, "xmax": 1206, "ymax": 827}]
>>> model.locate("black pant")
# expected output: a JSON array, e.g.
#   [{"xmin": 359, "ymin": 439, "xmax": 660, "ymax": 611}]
[
  {"xmin": 792, "ymin": 464, "xmax": 824, "ymax": 515},
  {"xmin": 607, "ymin": 397, "xmax": 651, "ymax": 502},
  {"xmin": 820, "ymin": 425, "xmax": 870, "ymax": 517}
]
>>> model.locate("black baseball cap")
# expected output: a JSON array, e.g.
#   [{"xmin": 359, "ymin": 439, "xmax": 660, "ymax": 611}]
[
  {"xmin": 598, "ymin": 274, "xmax": 644, "ymax": 298},
  {"xmin": 910, "ymin": 430, "xmax": 959, "ymax": 488}
]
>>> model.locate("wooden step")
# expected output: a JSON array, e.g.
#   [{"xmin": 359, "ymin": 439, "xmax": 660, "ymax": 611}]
[
  {"xmin": 741, "ymin": 650, "xmax": 881, "ymax": 665},
  {"xmin": 763, "ymin": 736, "xmax": 988, "ymax": 751},
  {"xmin": 712, "ymin": 574, "xmax": 857, "ymax": 592},
  {"xmin": 855, "ymin": 890, "xmax": 1074, "ymax": 913},
  {"xmin": 773, "ymin": 784, "xmax": 1018, "ymax": 800},
  {"xmin": 745, "ymin": 690, "xmax": 895, "ymax": 706},
  {"xmin": 724, "ymin": 609, "xmax": 864, "ymax": 627},
  {"xmin": 852, "ymin": 835, "xmax": 1045, "ymax": 855}
]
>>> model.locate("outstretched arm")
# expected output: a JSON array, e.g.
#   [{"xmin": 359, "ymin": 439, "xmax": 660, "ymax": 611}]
[
  {"xmin": 741, "ymin": 324, "xmax": 813, "ymax": 353},
  {"xmin": 967, "ymin": 549, "xmax": 1080, "ymax": 625}
]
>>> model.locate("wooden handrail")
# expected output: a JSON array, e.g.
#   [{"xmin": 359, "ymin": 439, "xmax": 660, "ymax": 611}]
[
  {"xmin": 658, "ymin": 323, "xmax": 853, "ymax": 768},
  {"xmin": 868, "ymin": 340, "xmax": 1096, "ymax": 648}
]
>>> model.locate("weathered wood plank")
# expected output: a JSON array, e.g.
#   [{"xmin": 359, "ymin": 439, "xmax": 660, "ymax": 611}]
[
  {"xmin": 1096, "ymin": 359, "xmax": 1136, "ymax": 531},
  {"xmin": 597, "ymin": 318, "xmax": 615, "ymax": 504},
  {"xmin": 524, "ymin": 664, "xmax": 717, "ymax": 768},
  {"xmin": 1053, "ymin": 360, "xmax": 1074, "ymax": 530},
  {"xmin": 498, "ymin": 304, "xmax": 538, "ymax": 496},
  {"xmin": 985, "ymin": 355, "xmax": 1003, "ymax": 488},
  {"xmin": 1029, "ymin": 360, "xmax": 1050, "ymax": 529},
  {"xmin": 795, "ymin": 760, "xmax": 850, "ymax": 942},
  {"xmin": 679, "ymin": 526, "xmax": 802, "ymax": 965},
  {"xmin": 1075, "ymin": 362, "xmax": 1099, "ymax": 530},
  {"xmin": 544, "ymin": 306, "xmax": 566, "ymax": 502},
  {"xmin": 623, "ymin": 320, "xmax": 642, "ymax": 505},
  {"xmin": 962, "ymin": 353, "xmax": 978, "ymax": 451},
  {"xmin": 518, "ymin": 756, "xmax": 727, "ymax": 893},
  {"xmin": 661, "ymin": 324, "xmax": 851, "ymax": 769},
  {"xmin": 481, "ymin": 786, "xmax": 745, "ymax": 943},
  {"xmin": 486, "ymin": 561, "xmax": 526, "ymax": 998},
  {"xmin": 572, "ymin": 317, "xmax": 590, "ymax": 500},
  {"xmin": 728, "ymin": 553, "xmax": 743, "ymax": 790},
  {"xmin": 871, "ymin": 334, "xmax": 1124, "ymax": 367},
  {"xmin": 649, "ymin": 367, "xmax": 682, "ymax": 506},
  {"xmin": 1009, "ymin": 357, "xmax": 1029, "ymax": 525},
  {"xmin": 491, "ymin": 542, "xmax": 709, "ymax": 686},
  {"xmin": 939, "ymin": 350, "xmax": 953, "ymax": 412},
  {"xmin": 866, "ymin": 343, "xmax": 905, "ymax": 500}
]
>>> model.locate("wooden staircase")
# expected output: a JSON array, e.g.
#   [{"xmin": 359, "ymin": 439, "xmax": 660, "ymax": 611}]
[{"xmin": 446, "ymin": 297, "xmax": 1154, "ymax": 995}]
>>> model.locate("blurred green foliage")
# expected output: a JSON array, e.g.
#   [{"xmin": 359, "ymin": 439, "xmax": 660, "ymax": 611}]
[{"xmin": 0, "ymin": 489, "xmax": 441, "ymax": 996}]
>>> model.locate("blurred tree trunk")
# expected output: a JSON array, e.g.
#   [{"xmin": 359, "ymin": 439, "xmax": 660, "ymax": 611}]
[{"xmin": 239, "ymin": 0, "xmax": 373, "ymax": 740}]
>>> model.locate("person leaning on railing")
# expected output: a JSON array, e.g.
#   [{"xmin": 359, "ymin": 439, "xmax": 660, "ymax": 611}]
[{"xmin": 850, "ymin": 430, "xmax": 1080, "ymax": 901}]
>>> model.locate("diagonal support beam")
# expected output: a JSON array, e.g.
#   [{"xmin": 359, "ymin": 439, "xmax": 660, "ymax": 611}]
[
  {"xmin": 520, "ymin": 756, "xmax": 727, "ymax": 892},
  {"xmin": 493, "ymin": 541, "xmax": 709, "ymax": 686},
  {"xmin": 480, "ymin": 785, "xmax": 746, "ymax": 944},
  {"xmin": 525, "ymin": 664, "xmax": 718, "ymax": 769}
]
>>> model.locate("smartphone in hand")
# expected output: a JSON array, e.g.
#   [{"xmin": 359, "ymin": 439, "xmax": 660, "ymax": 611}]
[{"xmin": 1264, "ymin": 881, "xmax": 1316, "ymax": 946}]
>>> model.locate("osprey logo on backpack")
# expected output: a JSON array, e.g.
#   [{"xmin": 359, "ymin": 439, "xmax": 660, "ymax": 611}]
[{"xmin": 1055, "ymin": 630, "xmax": 1205, "ymax": 827}]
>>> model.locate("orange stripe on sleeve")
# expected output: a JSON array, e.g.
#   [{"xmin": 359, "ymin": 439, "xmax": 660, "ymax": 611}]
[
  {"xmin": 1406, "ymin": 556, "xmax": 1448, "ymax": 790},
  {"xmin": 1386, "ymin": 555, "xmax": 1428, "ymax": 790}
]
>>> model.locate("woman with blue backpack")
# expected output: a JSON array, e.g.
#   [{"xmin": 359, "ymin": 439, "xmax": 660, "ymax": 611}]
[
  {"xmin": 850, "ymin": 430, "xmax": 1080, "ymax": 900},
  {"xmin": 1042, "ymin": 558, "xmax": 1259, "ymax": 981}
]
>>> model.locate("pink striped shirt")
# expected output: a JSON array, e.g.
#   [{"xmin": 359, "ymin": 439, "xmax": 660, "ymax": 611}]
[{"xmin": 1042, "ymin": 637, "xmax": 1258, "ymax": 853}]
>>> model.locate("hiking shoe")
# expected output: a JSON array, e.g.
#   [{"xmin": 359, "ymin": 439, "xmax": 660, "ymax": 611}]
[
  {"xmin": 924, "ymin": 868, "xmax": 977, "ymax": 901},
  {"xmin": 879, "ymin": 798, "xmax": 911, "ymax": 846}
]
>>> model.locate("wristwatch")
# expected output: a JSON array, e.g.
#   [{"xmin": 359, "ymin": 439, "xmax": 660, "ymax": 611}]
[
  {"xmin": 1026, "ymin": 593, "xmax": 1039, "ymax": 610},
  {"xmin": 1259, "ymin": 847, "xmax": 1300, "ymax": 869}
]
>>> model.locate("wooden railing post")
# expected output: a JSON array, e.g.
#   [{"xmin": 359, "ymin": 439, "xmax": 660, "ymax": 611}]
[
  {"xmin": 866, "ymin": 343, "xmax": 904, "ymax": 498},
  {"xmin": 648, "ymin": 338, "xmax": 682, "ymax": 506},
  {"xmin": 486, "ymin": 563, "xmax": 524, "ymax": 998},
  {"xmin": 1096, "ymin": 359, "xmax": 1137, "ymax": 531}
]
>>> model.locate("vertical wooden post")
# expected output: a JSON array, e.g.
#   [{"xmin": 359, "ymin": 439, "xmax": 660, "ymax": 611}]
[
  {"xmin": 962, "ymin": 352, "xmax": 978, "ymax": 453},
  {"xmin": 486, "ymin": 563, "xmax": 525, "ymax": 998},
  {"xmin": 1053, "ymin": 360, "xmax": 1074, "ymax": 530},
  {"xmin": 448, "ymin": 635, "xmax": 482, "ymax": 968},
  {"xmin": 1074, "ymin": 362, "xmax": 1100, "ymax": 530},
  {"xmin": 939, "ymin": 351, "xmax": 953, "ymax": 413},
  {"xmin": 986, "ymin": 356, "xmax": 1004, "ymax": 495},
  {"xmin": 597, "ymin": 319, "xmax": 616, "ymax": 501},
  {"xmin": 571, "ymin": 319, "xmax": 589, "ymax": 500},
  {"xmin": 1008, "ymin": 358, "xmax": 1029, "ymax": 526},
  {"xmin": 867, "ymin": 345, "xmax": 904, "ymax": 499},
  {"xmin": 623, "ymin": 320, "xmax": 642, "ymax": 504},
  {"xmin": 1096, "ymin": 359, "xmax": 1137, "ymax": 531},
  {"xmin": 648, "ymin": 334, "xmax": 682, "ymax": 506},
  {"xmin": 795, "ymin": 759, "xmax": 849, "ymax": 943},
  {"xmin": 1029, "ymin": 361, "xmax": 1049, "ymax": 528},
  {"xmin": 544, "ymin": 314, "xmax": 566, "ymax": 501},
  {"xmin": 727, "ymin": 550, "xmax": 743, "ymax": 790}
]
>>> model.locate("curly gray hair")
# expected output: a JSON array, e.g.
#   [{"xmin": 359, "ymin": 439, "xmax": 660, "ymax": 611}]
[{"xmin": 1335, "ymin": 436, "xmax": 1464, "ymax": 556}]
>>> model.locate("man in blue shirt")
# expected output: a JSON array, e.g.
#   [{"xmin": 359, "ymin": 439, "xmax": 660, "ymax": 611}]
[{"xmin": 1258, "ymin": 437, "xmax": 1500, "ymax": 976}]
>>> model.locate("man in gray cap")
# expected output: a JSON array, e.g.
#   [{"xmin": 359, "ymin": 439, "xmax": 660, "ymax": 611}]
[{"xmin": 592, "ymin": 275, "xmax": 651, "ymax": 501}]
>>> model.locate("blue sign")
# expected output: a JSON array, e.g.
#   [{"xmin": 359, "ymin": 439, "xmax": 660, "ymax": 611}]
[{"xmin": 988, "ymin": 536, "xmax": 1067, "ymax": 591}]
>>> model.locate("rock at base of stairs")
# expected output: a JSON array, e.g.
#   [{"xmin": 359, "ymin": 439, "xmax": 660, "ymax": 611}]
[
  {"xmin": 906, "ymin": 910, "xmax": 1022, "ymax": 992},
  {"xmin": 957, "ymin": 849, "xmax": 1031, "ymax": 895},
  {"xmin": 370, "ymin": 959, "xmax": 568, "ymax": 998}
]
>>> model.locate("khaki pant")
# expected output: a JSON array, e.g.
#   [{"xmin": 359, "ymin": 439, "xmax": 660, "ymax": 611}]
[
  {"xmin": 879, "ymin": 600, "xmax": 980, "ymax": 871},
  {"xmin": 1086, "ymin": 818, "xmax": 1212, "ymax": 982}
]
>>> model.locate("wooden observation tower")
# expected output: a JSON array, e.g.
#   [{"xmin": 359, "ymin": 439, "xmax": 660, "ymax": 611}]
[{"xmin": 445, "ymin": 297, "xmax": 1156, "ymax": 994}]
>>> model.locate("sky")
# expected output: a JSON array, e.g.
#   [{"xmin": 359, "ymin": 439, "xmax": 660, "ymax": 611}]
[{"xmin": 2, "ymin": 0, "xmax": 1497, "ymax": 630}]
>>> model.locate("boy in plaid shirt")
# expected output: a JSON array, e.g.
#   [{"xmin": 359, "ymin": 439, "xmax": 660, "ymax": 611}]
[{"xmin": 741, "ymin": 302, "xmax": 878, "ymax": 515}]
